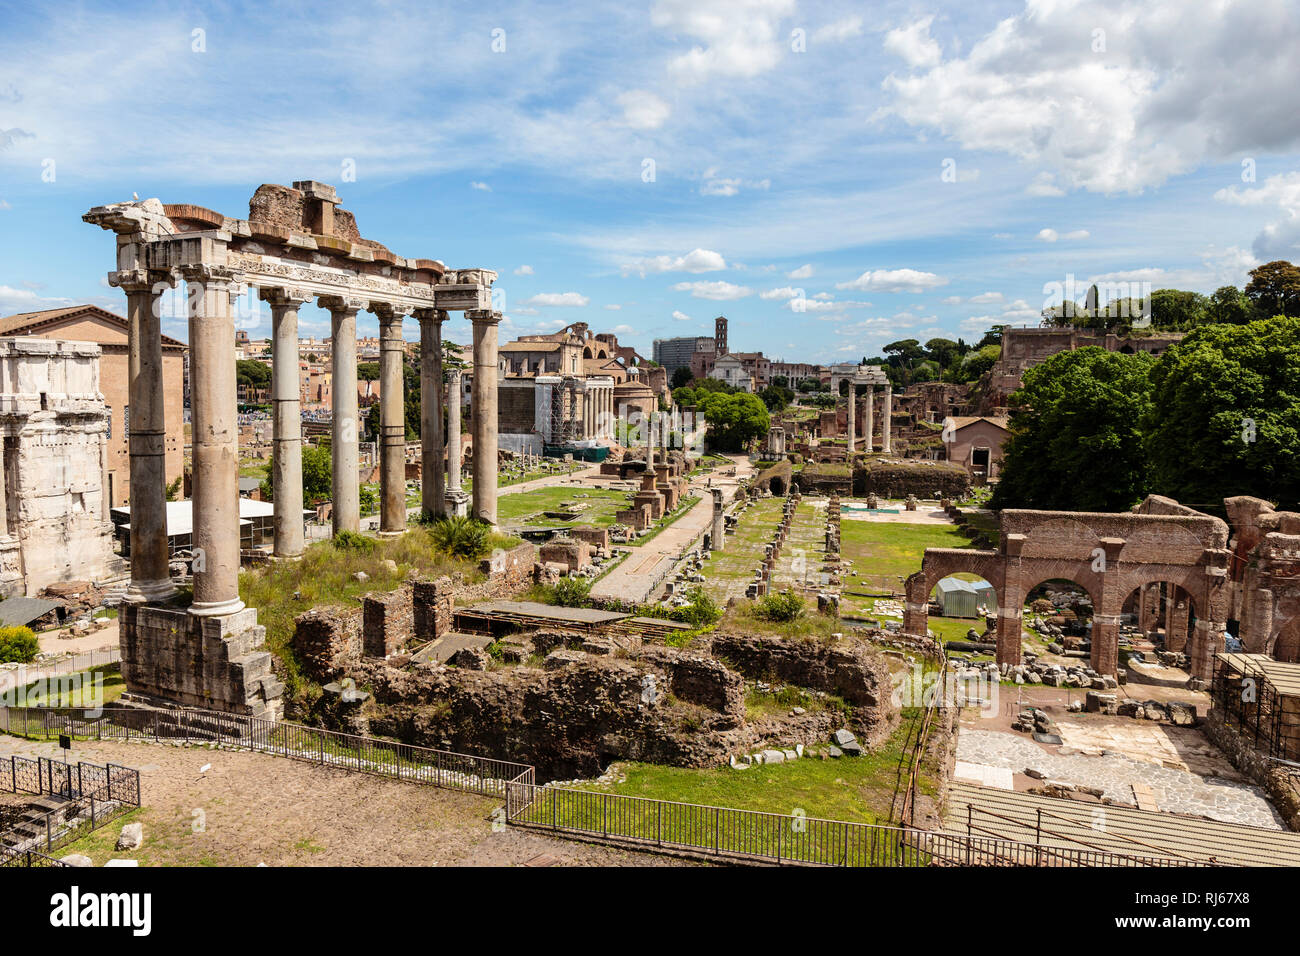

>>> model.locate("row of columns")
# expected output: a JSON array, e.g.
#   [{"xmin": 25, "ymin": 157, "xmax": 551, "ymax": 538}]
[
  {"xmin": 121, "ymin": 267, "xmax": 502, "ymax": 617},
  {"xmin": 581, "ymin": 383, "xmax": 615, "ymax": 440},
  {"xmin": 844, "ymin": 382, "xmax": 892, "ymax": 454}
]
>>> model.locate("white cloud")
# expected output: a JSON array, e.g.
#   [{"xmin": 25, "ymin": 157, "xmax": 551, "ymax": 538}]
[
  {"xmin": 1215, "ymin": 171, "xmax": 1300, "ymax": 260},
  {"xmin": 604, "ymin": 303, "xmax": 622, "ymax": 310},
  {"xmin": 522, "ymin": 292, "xmax": 590, "ymax": 307},
  {"xmin": 621, "ymin": 248, "xmax": 727, "ymax": 277},
  {"xmin": 672, "ymin": 280, "xmax": 753, "ymax": 300},
  {"xmin": 469, "ymin": 181, "xmax": 491, "ymax": 191},
  {"xmin": 1037, "ymin": 228, "xmax": 1089, "ymax": 242},
  {"xmin": 881, "ymin": 0, "xmax": 1300, "ymax": 194},
  {"xmin": 1026, "ymin": 172, "xmax": 1066, "ymax": 198},
  {"xmin": 700, "ymin": 169, "xmax": 771, "ymax": 197},
  {"xmin": 969, "ymin": 291, "xmax": 1004, "ymax": 304},
  {"xmin": 513, "ymin": 264, "xmax": 534, "ymax": 276},
  {"xmin": 836, "ymin": 268, "xmax": 947, "ymax": 293},
  {"xmin": 883, "ymin": 16, "xmax": 941, "ymax": 70},
  {"xmin": 0, "ymin": 284, "xmax": 73, "ymax": 314},
  {"xmin": 653, "ymin": 0, "xmax": 797, "ymax": 84},
  {"xmin": 787, "ymin": 263, "xmax": 813, "ymax": 279},
  {"xmin": 616, "ymin": 89, "xmax": 671, "ymax": 130},
  {"xmin": 672, "ymin": 309, "xmax": 692, "ymax": 321},
  {"xmin": 760, "ymin": 286, "xmax": 804, "ymax": 300},
  {"xmin": 813, "ymin": 17, "xmax": 863, "ymax": 44}
]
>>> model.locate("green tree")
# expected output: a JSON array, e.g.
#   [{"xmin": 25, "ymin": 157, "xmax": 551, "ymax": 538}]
[
  {"xmin": 1245, "ymin": 260, "xmax": 1300, "ymax": 318},
  {"xmin": 0, "ymin": 625, "xmax": 39, "ymax": 663},
  {"xmin": 1206, "ymin": 285, "xmax": 1257, "ymax": 325},
  {"xmin": 758, "ymin": 384, "xmax": 793, "ymax": 412},
  {"xmin": 1145, "ymin": 316, "xmax": 1300, "ymax": 510},
  {"xmin": 1148, "ymin": 288, "xmax": 1208, "ymax": 330},
  {"xmin": 260, "ymin": 443, "xmax": 333, "ymax": 504},
  {"xmin": 236, "ymin": 359, "xmax": 271, "ymax": 388},
  {"xmin": 992, "ymin": 348, "xmax": 1155, "ymax": 512},
  {"xmin": 697, "ymin": 392, "xmax": 769, "ymax": 452},
  {"xmin": 670, "ymin": 366, "xmax": 694, "ymax": 389}
]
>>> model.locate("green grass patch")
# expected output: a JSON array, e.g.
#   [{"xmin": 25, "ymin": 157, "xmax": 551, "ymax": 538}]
[{"xmin": 17, "ymin": 663, "xmax": 126, "ymax": 708}]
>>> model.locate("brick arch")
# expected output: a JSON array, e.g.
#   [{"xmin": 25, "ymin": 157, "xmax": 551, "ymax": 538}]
[
  {"xmin": 1018, "ymin": 518, "xmax": 1103, "ymax": 560},
  {"xmin": 1017, "ymin": 571, "xmax": 1102, "ymax": 613},
  {"xmin": 1118, "ymin": 524, "xmax": 1208, "ymax": 566},
  {"xmin": 1271, "ymin": 616, "xmax": 1300, "ymax": 663}
]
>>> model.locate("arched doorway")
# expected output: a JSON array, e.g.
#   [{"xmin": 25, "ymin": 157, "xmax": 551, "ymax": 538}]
[{"xmin": 1274, "ymin": 617, "xmax": 1300, "ymax": 663}]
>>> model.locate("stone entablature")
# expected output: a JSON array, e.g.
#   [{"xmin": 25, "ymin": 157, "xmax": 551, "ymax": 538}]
[
  {"xmin": 0, "ymin": 337, "xmax": 115, "ymax": 597},
  {"xmin": 86, "ymin": 180, "xmax": 503, "ymax": 718}
]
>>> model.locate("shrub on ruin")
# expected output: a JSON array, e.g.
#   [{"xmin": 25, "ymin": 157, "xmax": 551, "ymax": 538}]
[
  {"xmin": 754, "ymin": 589, "xmax": 805, "ymax": 623},
  {"xmin": 332, "ymin": 530, "xmax": 377, "ymax": 553},
  {"xmin": 551, "ymin": 575, "xmax": 592, "ymax": 608},
  {"xmin": 671, "ymin": 588, "xmax": 722, "ymax": 628},
  {"xmin": 0, "ymin": 626, "xmax": 39, "ymax": 664},
  {"xmin": 427, "ymin": 515, "xmax": 491, "ymax": 560}
]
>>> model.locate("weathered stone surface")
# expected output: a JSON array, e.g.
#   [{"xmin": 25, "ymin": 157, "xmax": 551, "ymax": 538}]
[{"xmin": 115, "ymin": 822, "xmax": 143, "ymax": 850}]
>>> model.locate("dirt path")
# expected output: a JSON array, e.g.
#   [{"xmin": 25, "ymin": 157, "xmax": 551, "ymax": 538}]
[{"xmin": 2, "ymin": 736, "xmax": 679, "ymax": 867}]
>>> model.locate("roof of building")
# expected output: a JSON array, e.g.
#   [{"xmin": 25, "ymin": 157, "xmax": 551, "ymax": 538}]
[
  {"xmin": 0, "ymin": 597, "xmax": 61, "ymax": 628},
  {"xmin": 500, "ymin": 340, "xmax": 564, "ymax": 352},
  {"xmin": 1217, "ymin": 653, "xmax": 1300, "ymax": 697},
  {"xmin": 936, "ymin": 576, "xmax": 995, "ymax": 595},
  {"xmin": 945, "ymin": 415, "xmax": 1010, "ymax": 432},
  {"xmin": 110, "ymin": 499, "xmax": 278, "ymax": 536},
  {"xmin": 946, "ymin": 782, "xmax": 1300, "ymax": 867},
  {"xmin": 0, "ymin": 305, "xmax": 186, "ymax": 349}
]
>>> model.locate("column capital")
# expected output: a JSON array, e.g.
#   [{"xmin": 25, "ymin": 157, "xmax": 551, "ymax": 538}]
[
  {"xmin": 369, "ymin": 301, "xmax": 415, "ymax": 322},
  {"xmin": 318, "ymin": 294, "xmax": 369, "ymax": 314},
  {"xmin": 176, "ymin": 263, "xmax": 237, "ymax": 288},
  {"xmin": 259, "ymin": 286, "xmax": 313, "ymax": 307},
  {"xmin": 414, "ymin": 307, "xmax": 449, "ymax": 323},
  {"xmin": 447, "ymin": 365, "xmax": 464, "ymax": 383},
  {"xmin": 108, "ymin": 269, "xmax": 164, "ymax": 293},
  {"xmin": 466, "ymin": 309, "xmax": 502, "ymax": 325}
]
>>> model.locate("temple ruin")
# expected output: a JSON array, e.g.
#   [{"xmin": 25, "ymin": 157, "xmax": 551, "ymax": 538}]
[{"xmin": 84, "ymin": 180, "xmax": 502, "ymax": 716}]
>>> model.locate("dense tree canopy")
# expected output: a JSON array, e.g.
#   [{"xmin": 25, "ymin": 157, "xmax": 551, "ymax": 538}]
[
  {"xmin": 261, "ymin": 443, "xmax": 334, "ymax": 504},
  {"xmin": 696, "ymin": 391, "xmax": 769, "ymax": 452},
  {"xmin": 1145, "ymin": 316, "xmax": 1300, "ymax": 510},
  {"xmin": 992, "ymin": 348, "xmax": 1155, "ymax": 512}
]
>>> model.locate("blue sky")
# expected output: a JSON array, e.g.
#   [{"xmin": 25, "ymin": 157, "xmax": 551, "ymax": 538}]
[{"xmin": 1, "ymin": 0, "xmax": 1298, "ymax": 361}]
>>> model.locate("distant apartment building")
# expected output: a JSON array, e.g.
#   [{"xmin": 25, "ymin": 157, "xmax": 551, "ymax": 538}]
[
  {"xmin": 653, "ymin": 335, "xmax": 713, "ymax": 375},
  {"xmin": 769, "ymin": 361, "xmax": 824, "ymax": 385}
]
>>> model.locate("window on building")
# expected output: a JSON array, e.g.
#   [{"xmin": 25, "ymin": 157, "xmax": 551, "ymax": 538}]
[{"xmin": 972, "ymin": 447, "xmax": 990, "ymax": 469}]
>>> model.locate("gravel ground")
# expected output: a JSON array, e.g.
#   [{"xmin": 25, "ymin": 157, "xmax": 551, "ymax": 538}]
[{"xmin": 1, "ymin": 735, "xmax": 683, "ymax": 867}]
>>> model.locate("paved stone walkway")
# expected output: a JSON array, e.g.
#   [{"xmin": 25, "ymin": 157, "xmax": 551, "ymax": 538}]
[
  {"xmin": 590, "ymin": 455, "xmax": 753, "ymax": 605},
  {"xmin": 956, "ymin": 728, "xmax": 1285, "ymax": 830}
]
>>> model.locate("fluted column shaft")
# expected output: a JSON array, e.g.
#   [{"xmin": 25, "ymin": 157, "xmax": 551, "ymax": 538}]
[
  {"xmin": 116, "ymin": 269, "xmax": 176, "ymax": 602},
  {"xmin": 183, "ymin": 265, "xmax": 243, "ymax": 617},
  {"xmin": 263, "ymin": 288, "xmax": 309, "ymax": 558},
  {"xmin": 375, "ymin": 305, "xmax": 408, "ymax": 534},
  {"xmin": 418, "ymin": 309, "xmax": 446, "ymax": 520},
  {"xmin": 469, "ymin": 309, "xmax": 501, "ymax": 525},
  {"xmin": 323, "ymin": 296, "xmax": 365, "ymax": 535},
  {"xmin": 446, "ymin": 368, "xmax": 464, "ymax": 494},
  {"xmin": 864, "ymin": 384, "xmax": 874, "ymax": 453},
  {"xmin": 882, "ymin": 385, "xmax": 893, "ymax": 454},
  {"xmin": 846, "ymin": 382, "xmax": 856, "ymax": 452}
]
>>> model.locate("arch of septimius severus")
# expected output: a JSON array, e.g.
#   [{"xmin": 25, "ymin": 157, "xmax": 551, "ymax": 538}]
[{"xmin": 84, "ymin": 180, "xmax": 502, "ymax": 717}]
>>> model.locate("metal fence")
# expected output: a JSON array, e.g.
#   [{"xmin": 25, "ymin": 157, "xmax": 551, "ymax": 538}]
[
  {"xmin": 0, "ymin": 753, "xmax": 141, "ymax": 863},
  {"xmin": 502, "ymin": 780, "xmax": 1201, "ymax": 867},
  {"xmin": 1, "ymin": 705, "xmax": 534, "ymax": 799},
  {"xmin": 0, "ymin": 646, "xmax": 121, "ymax": 698},
  {"xmin": 2, "ymin": 704, "xmax": 1207, "ymax": 868}
]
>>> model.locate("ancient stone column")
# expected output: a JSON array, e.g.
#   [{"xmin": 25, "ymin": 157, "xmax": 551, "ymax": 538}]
[
  {"xmin": 845, "ymin": 381, "xmax": 855, "ymax": 453},
  {"xmin": 645, "ymin": 409, "xmax": 655, "ymax": 467},
  {"xmin": 374, "ymin": 303, "xmax": 409, "ymax": 535},
  {"xmin": 711, "ymin": 488, "xmax": 726, "ymax": 551},
  {"xmin": 864, "ymin": 384, "xmax": 874, "ymax": 453},
  {"xmin": 181, "ymin": 264, "xmax": 244, "ymax": 617},
  {"xmin": 882, "ymin": 384, "xmax": 893, "ymax": 454},
  {"xmin": 262, "ymin": 287, "xmax": 310, "ymax": 558},
  {"xmin": 1091, "ymin": 614, "xmax": 1121, "ymax": 676},
  {"xmin": 321, "ymin": 296, "xmax": 365, "ymax": 535},
  {"xmin": 445, "ymin": 367, "xmax": 468, "ymax": 515},
  {"xmin": 417, "ymin": 309, "xmax": 446, "ymax": 521},
  {"xmin": 114, "ymin": 269, "xmax": 176, "ymax": 603},
  {"xmin": 468, "ymin": 309, "xmax": 501, "ymax": 525}
]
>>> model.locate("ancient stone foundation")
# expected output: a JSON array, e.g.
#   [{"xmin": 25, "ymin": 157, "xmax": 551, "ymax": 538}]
[{"xmin": 119, "ymin": 605, "xmax": 283, "ymax": 719}]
